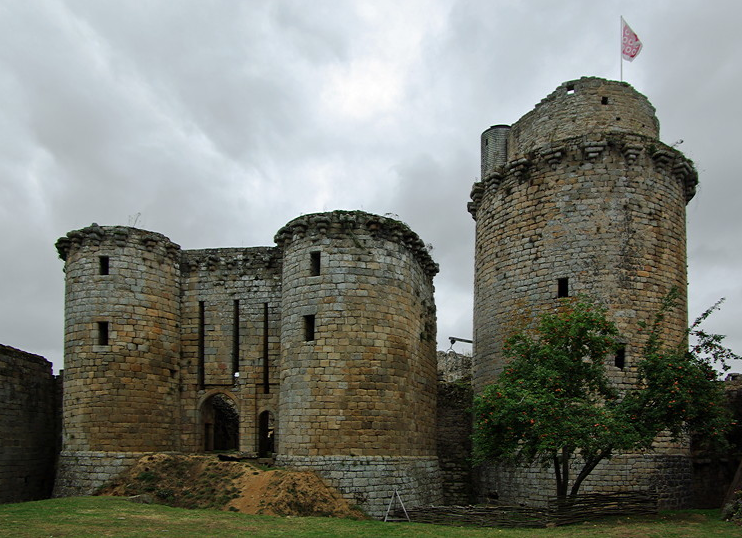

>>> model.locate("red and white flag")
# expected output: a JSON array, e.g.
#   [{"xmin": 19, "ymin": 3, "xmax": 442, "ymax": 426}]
[{"xmin": 621, "ymin": 17, "xmax": 642, "ymax": 62}]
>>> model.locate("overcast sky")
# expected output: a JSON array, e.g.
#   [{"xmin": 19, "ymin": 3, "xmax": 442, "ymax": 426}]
[{"xmin": 1, "ymin": 1, "xmax": 740, "ymax": 375}]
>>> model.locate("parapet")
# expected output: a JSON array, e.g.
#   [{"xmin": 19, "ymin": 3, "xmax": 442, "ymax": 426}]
[
  {"xmin": 181, "ymin": 246, "xmax": 282, "ymax": 276},
  {"xmin": 55, "ymin": 224, "xmax": 181, "ymax": 262},
  {"xmin": 274, "ymin": 210, "xmax": 439, "ymax": 277}
]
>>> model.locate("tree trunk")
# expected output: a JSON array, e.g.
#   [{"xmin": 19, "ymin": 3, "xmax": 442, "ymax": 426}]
[
  {"xmin": 554, "ymin": 448, "xmax": 571, "ymax": 500},
  {"xmin": 569, "ymin": 448, "xmax": 611, "ymax": 498}
]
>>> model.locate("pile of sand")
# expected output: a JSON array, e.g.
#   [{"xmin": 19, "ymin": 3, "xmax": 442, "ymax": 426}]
[{"xmin": 98, "ymin": 453, "xmax": 365, "ymax": 519}]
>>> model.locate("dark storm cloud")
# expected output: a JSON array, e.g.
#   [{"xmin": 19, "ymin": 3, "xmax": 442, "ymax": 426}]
[{"xmin": 1, "ymin": 0, "xmax": 740, "ymax": 372}]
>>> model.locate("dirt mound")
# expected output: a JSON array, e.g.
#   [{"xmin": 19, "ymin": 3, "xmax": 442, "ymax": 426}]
[{"xmin": 98, "ymin": 453, "xmax": 365, "ymax": 519}]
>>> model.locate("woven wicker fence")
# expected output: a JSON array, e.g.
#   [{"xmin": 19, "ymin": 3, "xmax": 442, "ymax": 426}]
[{"xmin": 392, "ymin": 491, "xmax": 658, "ymax": 528}]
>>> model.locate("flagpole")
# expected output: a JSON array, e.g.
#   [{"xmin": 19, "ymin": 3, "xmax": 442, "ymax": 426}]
[{"xmin": 620, "ymin": 16, "xmax": 623, "ymax": 82}]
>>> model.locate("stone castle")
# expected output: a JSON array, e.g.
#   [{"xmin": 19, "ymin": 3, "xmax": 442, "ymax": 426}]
[{"xmin": 4, "ymin": 77, "xmax": 731, "ymax": 515}]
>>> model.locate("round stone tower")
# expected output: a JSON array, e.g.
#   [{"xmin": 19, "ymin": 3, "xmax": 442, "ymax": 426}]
[
  {"xmin": 53, "ymin": 224, "xmax": 181, "ymax": 495},
  {"xmin": 469, "ymin": 77, "xmax": 698, "ymax": 507},
  {"xmin": 274, "ymin": 210, "xmax": 442, "ymax": 517}
]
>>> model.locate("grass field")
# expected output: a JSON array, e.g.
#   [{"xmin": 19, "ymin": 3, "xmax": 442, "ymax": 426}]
[{"xmin": 0, "ymin": 497, "xmax": 740, "ymax": 537}]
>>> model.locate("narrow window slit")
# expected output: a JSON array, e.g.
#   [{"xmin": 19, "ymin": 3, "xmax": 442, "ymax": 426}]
[
  {"xmin": 615, "ymin": 346, "xmax": 626, "ymax": 369},
  {"xmin": 97, "ymin": 321, "xmax": 109, "ymax": 346},
  {"xmin": 304, "ymin": 314, "xmax": 316, "ymax": 342},
  {"xmin": 99, "ymin": 256, "xmax": 109, "ymax": 275},
  {"xmin": 310, "ymin": 251, "xmax": 321, "ymax": 276},
  {"xmin": 557, "ymin": 278, "xmax": 569, "ymax": 298}
]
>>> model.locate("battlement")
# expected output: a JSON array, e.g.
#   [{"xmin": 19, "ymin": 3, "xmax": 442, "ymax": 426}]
[
  {"xmin": 274, "ymin": 210, "xmax": 439, "ymax": 277},
  {"xmin": 181, "ymin": 246, "xmax": 282, "ymax": 276},
  {"xmin": 55, "ymin": 224, "xmax": 181, "ymax": 262},
  {"xmin": 481, "ymin": 78, "xmax": 661, "ymax": 179},
  {"xmin": 470, "ymin": 132, "xmax": 698, "ymax": 219}
]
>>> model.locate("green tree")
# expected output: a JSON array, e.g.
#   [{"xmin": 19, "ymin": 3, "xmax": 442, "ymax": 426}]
[{"xmin": 472, "ymin": 292, "xmax": 737, "ymax": 500}]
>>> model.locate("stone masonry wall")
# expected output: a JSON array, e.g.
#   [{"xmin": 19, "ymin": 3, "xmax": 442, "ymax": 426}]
[
  {"xmin": 470, "ymin": 80, "xmax": 697, "ymax": 391},
  {"xmin": 276, "ymin": 455, "xmax": 442, "ymax": 518},
  {"xmin": 56, "ymin": 226, "xmax": 181, "ymax": 453},
  {"xmin": 437, "ymin": 381, "xmax": 473, "ymax": 505},
  {"xmin": 53, "ymin": 451, "xmax": 150, "ymax": 497},
  {"xmin": 469, "ymin": 79, "xmax": 698, "ymax": 506},
  {"xmin": 478, "ymin": 452, "xmax": 693, "ymax": 509},
  {"xmin": 179, "ymin": 247, "xmax": 282, "ymax": 453},
  {"xmin": 506, "ymin": 77, "xmax": 659, "ymax": 159},
  {"xmin": 277, "ymin": 211, "xmax": 439, "ymax": 458},
  {"xmin": 471, "ymin": 135, "xmax": 694, "ymax": 391},
  {"xmin": 0, "ymin": 345, "xmax": 59, "ymax": 503}
]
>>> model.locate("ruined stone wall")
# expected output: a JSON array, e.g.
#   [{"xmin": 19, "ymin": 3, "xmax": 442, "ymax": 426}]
[
  {"xmin": 469, "ymin": 78, "xmax": 698, "ymax": 507},
  {"xmin": 436, "ymin": 350, "xmax": 474, "ymax": 505},
  {"xmin": 179, "ymin": 247, "xmax": 282, "ymax": 453},
  {"xmin": 0, "ymin": 345, "xmax": 59, "ymax": 503},
  {"xmin": 505, "ymin": 77, "xmax": 659, "ymax": 159},
  {"xmin": 276, "ymin": 210, "xmax": 442, "ymax": 514}
]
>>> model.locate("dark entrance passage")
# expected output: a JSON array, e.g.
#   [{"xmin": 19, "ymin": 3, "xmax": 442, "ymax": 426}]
[
  {"xmin": 202, "ymin": 393, "xmax": 239, "ymax": 451},
  {"xmin": 258, "ymin": 410, "xmax": 275, "ymax": 457}
]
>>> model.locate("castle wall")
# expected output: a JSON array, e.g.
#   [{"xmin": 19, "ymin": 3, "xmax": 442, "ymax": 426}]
[
  {"xmin": 178, "ymin": 247, "xmax": 282, "ymax": 454},
  {"xmin": 478, "ymin": 453, "xmax": 693, "ymax": 509},
  {"xmin": 469, "ymin": 78, "xmax": 698, "ymax": 508},
  {"xmin": 437, "ymin": 381, "xmax": 473, "ymax": 505},
  {"xmin": 275, "ymin": 211, "xmax": 442, "ymax": 515},
  {"xmin": 0, "ymin": 345, "xmax": 59, "ymax": 503}
]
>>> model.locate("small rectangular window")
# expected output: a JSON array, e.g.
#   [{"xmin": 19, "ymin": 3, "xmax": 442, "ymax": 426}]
[
  {"xmin": 99, "ymin": 256, "xmax": 110, "ymax": 275},
  {"xmin": 304, "ymin": 314, "xmax": 315, "ymax": 342},
  {"xmin": 310, "ymin": 251, "xmax": 321, "ymax": 276},
  {"xmin": 601, "ymin": 96, "xmax": 609, "ymax": 105},
  {"xmin": 566, "ymin": 84, "xmax": 575, "ymax": 95},
  {"xmin": 615, "ymin": 346, "xmax": 626, "ymax": 369},
  {"xmin": 557, "ymin": 278, "xmax": 569, "ymax": 298},
  {"xmin": 97, "ymin": 321, "xmax": 109, "ymax": 346}
]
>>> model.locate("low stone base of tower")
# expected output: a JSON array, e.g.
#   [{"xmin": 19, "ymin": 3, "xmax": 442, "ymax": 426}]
[
  {"xmin": 276, "ymin": 455, "xmax": 442, "ymax": 518},
  {"xmin": 53, "ymin": 450, "xmax": 152, "ymax": 497},
  {"xmin": 476, "ymin": 453, "xmax": 693, "ymax": 510}
]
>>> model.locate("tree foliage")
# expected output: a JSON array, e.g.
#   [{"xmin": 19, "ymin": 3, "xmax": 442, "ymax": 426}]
[{"xmin": 472, "ymin": 292, "xmax": 738, "ymax": 500}]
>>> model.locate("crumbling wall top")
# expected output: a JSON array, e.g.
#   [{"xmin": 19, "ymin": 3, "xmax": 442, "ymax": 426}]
[
  {"xmin": 508, "ymin": 77, "xmax": 659, "ymax": 158},
  {"xmin": 55, "ymin": 224, "xmax": 181, "ymax": 262}
]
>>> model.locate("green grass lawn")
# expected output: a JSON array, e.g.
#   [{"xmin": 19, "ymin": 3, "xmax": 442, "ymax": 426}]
[{"xmin": 0, "ymin": 497, "xmax": 740, "ymax": 537}]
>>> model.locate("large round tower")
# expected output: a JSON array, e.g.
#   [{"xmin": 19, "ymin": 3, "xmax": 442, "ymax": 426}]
[
  {"xmin": 53, "ymin": 225, "xmax": 181, "ymax": 495},
  {"xmin": 274, "ymin": 210, "xmax": 442, "ymax": 517},
  {"xmin": 469, "ymin": 78, "xmax": 698, "ymax": 507}
]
